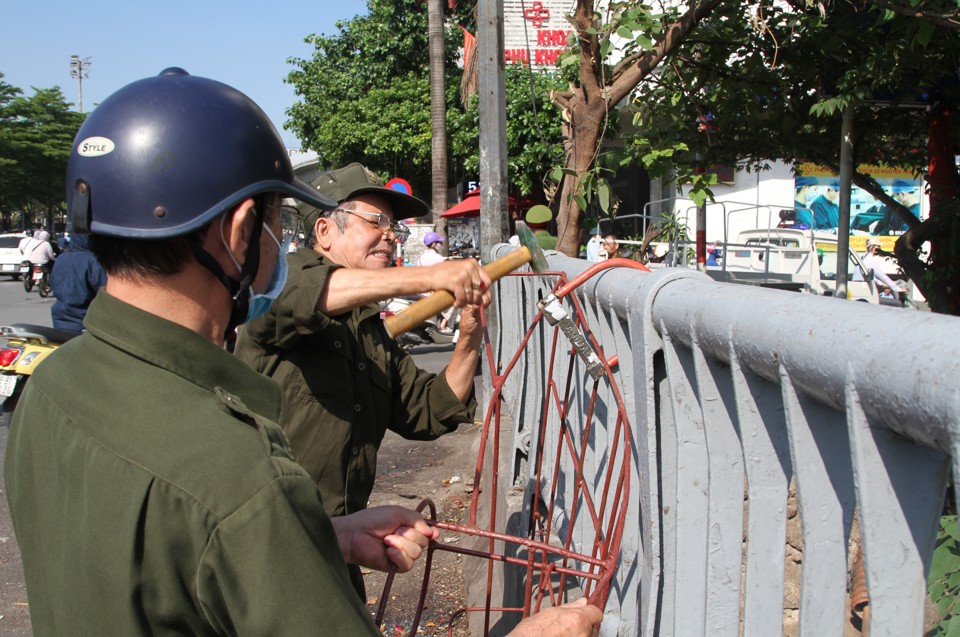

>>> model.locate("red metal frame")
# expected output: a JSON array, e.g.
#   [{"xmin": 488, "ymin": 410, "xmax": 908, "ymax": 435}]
[{"xmin": 377, "ymin": 258, "xmax": 646, "ymax": 635}]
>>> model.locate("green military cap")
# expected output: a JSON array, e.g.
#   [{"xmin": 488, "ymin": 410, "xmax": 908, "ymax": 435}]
[
  {"xmin": 299, "ymin": 162, "xmax": 431, "ymax": 229},
  {"xmin": 525, "ymin": 204, "xmax": 553, "ymax": 225}
]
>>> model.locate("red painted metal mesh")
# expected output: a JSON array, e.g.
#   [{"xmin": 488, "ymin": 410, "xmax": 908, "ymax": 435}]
[{"xmin": 377, "ymin": 260, "xmax": 644, "ymax": 636}]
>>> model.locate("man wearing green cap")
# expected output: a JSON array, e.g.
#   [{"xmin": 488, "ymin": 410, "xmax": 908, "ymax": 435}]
[
  {"xmin": 526, "ymin": 204, "xmax": 557, "ymax": 250},
  {"xmin": 233, "ymin": 162, "xmax": 491, "ymax": 596}
]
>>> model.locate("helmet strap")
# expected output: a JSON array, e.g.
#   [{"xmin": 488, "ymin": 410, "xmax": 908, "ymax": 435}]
[{"xmin": 191, "ymin": 203, "xmax": 265, "ymax": 342}]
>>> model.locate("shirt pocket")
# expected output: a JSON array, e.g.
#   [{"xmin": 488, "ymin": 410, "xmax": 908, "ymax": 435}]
[{"xmin": 287, "ymin": 325, "xmax": 354, "ymax": 405}]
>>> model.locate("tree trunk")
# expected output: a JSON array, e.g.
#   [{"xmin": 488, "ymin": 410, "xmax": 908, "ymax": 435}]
[
  {"xmin": 556, "ymin": 106, "xmax": 604, "ymax": 256},
  {"xmin": 428, "ymin": 0, "xmax": 448, "ymax": 235},
  {"xmin": 922, "ymin": 103, "xmax": 960, "ymax": 315},
  {"xmin": 550, "ymin": 0, "xmax": 726, "ymax": 258}
]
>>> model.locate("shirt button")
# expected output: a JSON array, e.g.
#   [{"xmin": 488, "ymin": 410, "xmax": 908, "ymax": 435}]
[
  {"xmin": 354, "ymin": 403, "xmax": 362, "ymax": 412},
  {"xmin": 358, "ymin": 362, "xmax": 366, "ymax": 371},
  {"xmin": 334, "ymin": 340, "xmax": 342, "ymax": 349},
  {"xmin": 351, "ymin": 446, "xmax": 359, "ymax": 455}
]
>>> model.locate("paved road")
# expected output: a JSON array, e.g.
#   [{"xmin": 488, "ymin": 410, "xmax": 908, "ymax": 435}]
[
  {"xmin": 0, "ymin": 276, "xmax": 56, "ymax": 331},
  {"xmin": 0, "ymin": 278, "xmax": 457, "ymax": 636}
]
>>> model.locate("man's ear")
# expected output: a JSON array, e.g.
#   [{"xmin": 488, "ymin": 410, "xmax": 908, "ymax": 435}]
[
  {"xmin": 314, "ymin": 216, "xmax": 337, "ymax": 252},
  {"xmin": 219, "ymin": 198, "xmax": 257, "ymax": 274}
]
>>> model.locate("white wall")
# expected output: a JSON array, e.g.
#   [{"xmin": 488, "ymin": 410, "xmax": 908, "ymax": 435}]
[{"xmin": 675, "ymin": 161, "xmax": 797, "ymax": 244}]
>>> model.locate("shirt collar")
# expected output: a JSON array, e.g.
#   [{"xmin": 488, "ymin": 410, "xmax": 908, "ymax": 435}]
[{"xmin": 84, "ymin": 291, "xmax": 282, "ymax": 420}]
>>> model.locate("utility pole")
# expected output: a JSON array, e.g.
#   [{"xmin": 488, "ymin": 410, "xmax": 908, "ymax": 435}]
[
  {"xmin": 835, "ymin": 104, "xmax": 855, "ymax": 301},
  {"xmin": 427, "ymin": 0, "xmax": 449, "ymax": 249},
  {"xmin": 477, "ymin": 0, "xmax": 508, "ymax": 256},
  {"xmin": 69, "ymin": 55, "xmax": 91, "ymax": 113}
]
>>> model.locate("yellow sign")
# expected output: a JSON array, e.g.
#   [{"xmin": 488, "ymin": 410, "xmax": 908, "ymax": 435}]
[
  {"xmin": 797, "ymin": 163, "xmax": 915, "ymax": 179},
  {"xmin": 848, "ymin": 235, "xmax": 898, "ymax": 252}
]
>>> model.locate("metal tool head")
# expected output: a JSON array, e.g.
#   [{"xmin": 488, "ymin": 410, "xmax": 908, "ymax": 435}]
[{"xmin": 515, "ymin": 221, "xmax": 549, "ymax": 274}]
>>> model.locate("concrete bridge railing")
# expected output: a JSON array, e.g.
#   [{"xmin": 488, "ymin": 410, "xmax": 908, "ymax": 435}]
[{"xmin": 484, "ymin": 245, "xmax": 958, "ymax": 637}]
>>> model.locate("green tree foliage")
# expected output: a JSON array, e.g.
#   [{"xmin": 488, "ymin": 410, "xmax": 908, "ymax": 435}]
[
  {"xmin": 0, "ymin": 73, "xmax": 84, "ymax": 231},
  {"xmin": 286, "ymin": 0, "xmax": 473, "ymax": 199},
  {"xmin": 623, "ymin": 0, "xmax": 960, "ymax": 311},
  {"xmin": 548, "ymin": 0, "xmax": 725, "ymax": 255},
  {"xmin": 449, "ymin": 64, "xmax": 566, "ymax": 199},
  {"xmin": 285, "ymin": 0, "xmax": 565, "ymax": 206}
]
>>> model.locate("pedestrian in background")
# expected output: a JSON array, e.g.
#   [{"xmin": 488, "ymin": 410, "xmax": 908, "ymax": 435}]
[
  {"xmin": 49, "ymin": 233, "xmax": 106, "ymax": 333},
  {"xmin": 601, "ymin": 234, "xmax": 622, "ymax": 260},
  {"xmin": 525, "ymin": 204, "xmax": 557, "ymax": 250}
]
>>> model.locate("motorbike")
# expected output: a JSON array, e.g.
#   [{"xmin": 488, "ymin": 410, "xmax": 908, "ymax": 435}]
[
  {"xmin": 0, "ymin": 324, "xmax": 77, "ymax": 427},
  {"xmin": 380, "ymin": 296, "xmax": 457, "ymax": 350},
  {"xmin": 21, "ymin": 261, "xmax": 52, "ymax": 297},
  {"xmin": 448, "ymin": 239, "xmax": 480, "ymax": 261}
]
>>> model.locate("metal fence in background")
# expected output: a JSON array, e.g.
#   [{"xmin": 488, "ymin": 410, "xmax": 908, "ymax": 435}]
[{"xmin": 485, "ymin": 244, "xmax": 959, "ymax": 637}]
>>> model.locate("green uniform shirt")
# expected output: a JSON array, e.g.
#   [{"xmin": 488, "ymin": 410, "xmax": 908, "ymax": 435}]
[
  {"xmin": 533, "ymin": 229, "xmax": 558, "ymax": 251},
  {"xmin": 4, "ymin": 291, "xmax": 379, "ymax": 636},
  {"xmin": 234, "ymin": 249, "xmax": 475, "ymax": 517}
]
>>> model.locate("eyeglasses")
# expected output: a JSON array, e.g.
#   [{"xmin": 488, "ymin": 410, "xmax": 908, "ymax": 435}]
[{"xmin": 336, "ymin": 208, "xmax": 409, "ymax": 238}]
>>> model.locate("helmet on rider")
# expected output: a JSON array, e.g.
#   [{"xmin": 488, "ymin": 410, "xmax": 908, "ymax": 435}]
[
  {"xmin": 67, "ymin": 67, "xmax": 334, "ymax": 238},
  {"xmin": 865, "ymin": 237, "xmax": 882, "ymax": 249},
  {"xmin": 65, "ymin": 68, "xmax": 337, "ymax": 334},
  {"xmin": 423, "ymin": 231, "xmax": 444, "ymax": 248}
]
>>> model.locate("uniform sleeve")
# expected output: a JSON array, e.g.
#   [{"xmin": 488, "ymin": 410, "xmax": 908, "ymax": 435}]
[
  {"xmin": 387, "ymin": 337, "xmax": 476, "ymax": 441},
  {"xmin": 242, "ymin": 253, "xmax": 342, "ymax": 351},
  {"xmin": 196, "ymin": 476, "xmax": 381, "ymax": 637}
]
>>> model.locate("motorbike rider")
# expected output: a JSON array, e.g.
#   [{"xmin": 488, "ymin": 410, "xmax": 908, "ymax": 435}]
[
  {"xmin": 862, "ymin": 237, "xmax": 907, "ymax": 298},
  {"xmin": 417, "ymin": 231, "xmax": 445, "ymax": 266},
  {"xmin": 49, "ymin": 232, "xmax": 107, "ymax": 333},
  {"xmin": 20, "ymin": 230, "xmax": 56, "ymax": 271},
  {"xmin": 416, "ymin": 231, "xmax": 456, "ymax": 333}
]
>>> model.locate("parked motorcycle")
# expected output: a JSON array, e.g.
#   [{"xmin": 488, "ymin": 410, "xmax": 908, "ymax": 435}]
[
  {"xmin": 380, "ymin": 296, "xmax": 457, "ymax": 350},
  {"xmin": 0, "ymin": 324, "xmax": 77, "ymax": 427},
  {"xmin": 21, "ymin": 261, "xmax": 52, "ymax": 297}
]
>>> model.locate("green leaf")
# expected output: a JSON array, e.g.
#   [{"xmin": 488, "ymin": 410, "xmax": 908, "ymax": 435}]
[
  {"xmin": 915, "ymin": 20, "xmax": 935, "ymax": 48},
  {"xmin": 598, "ymin": 181, "xmax": 611, "ymax": 212},
  {"xmin": 573, "ymin": 194, "xmax": 588, "ymax": 211}
]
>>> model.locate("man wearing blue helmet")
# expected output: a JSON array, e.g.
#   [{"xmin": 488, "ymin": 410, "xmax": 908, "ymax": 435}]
[
  {"xmin": 6, "ymin": 70, "xmax": 602, "ymax": 637},
  {"xmin": 4, "ymin": 69, "xmax": 440, "ymax": 636}
]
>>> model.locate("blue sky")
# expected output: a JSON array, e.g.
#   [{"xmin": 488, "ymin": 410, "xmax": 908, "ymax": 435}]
[{"xmin": 1, "ymin": 0, "xmax": 370, "ymax": 148}]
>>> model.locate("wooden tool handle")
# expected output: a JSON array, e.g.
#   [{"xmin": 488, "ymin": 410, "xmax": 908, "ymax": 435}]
[{"xmin": 384, "ymin": 246, "xmax": 532, "ymax": 337}]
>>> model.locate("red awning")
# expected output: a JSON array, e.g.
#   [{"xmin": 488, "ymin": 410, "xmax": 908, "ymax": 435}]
[
  {"xmin": 442, "ymin": 189, "xmax": 534, "ymax": 218},
  {"xmin": 441, "ymin": 190, "xmax": 482, "ymax": 218}
]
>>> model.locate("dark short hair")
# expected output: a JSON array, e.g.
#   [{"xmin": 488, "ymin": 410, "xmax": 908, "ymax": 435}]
[{"xmin": 90, "ymin": 229, "xmax": 207, "ymax": 279}]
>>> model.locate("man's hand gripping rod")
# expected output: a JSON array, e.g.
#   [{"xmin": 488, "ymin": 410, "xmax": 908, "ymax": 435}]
[{"xmin": 383, "ymin": 246, "xmax": 532, "ymax": 338}]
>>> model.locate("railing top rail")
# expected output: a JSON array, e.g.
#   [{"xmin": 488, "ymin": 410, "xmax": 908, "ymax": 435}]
[{"xmin": 492, "ymin": 244, "xmax": 960, "ymax": 455}]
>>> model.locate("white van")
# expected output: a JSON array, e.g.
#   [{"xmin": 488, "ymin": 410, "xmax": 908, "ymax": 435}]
[{"xmin": 712, "ymin": 228, "xmax": 880, "ymax": 303}]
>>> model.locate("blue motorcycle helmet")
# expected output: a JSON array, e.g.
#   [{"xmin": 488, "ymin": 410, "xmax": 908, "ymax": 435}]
[
  {"xmin": 66, "ymin": 68, "xmax": 337, "ymax": 338},
  {"xmin": 66, "ymin": 67, "xmax": 336, "ymax": 238}
]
